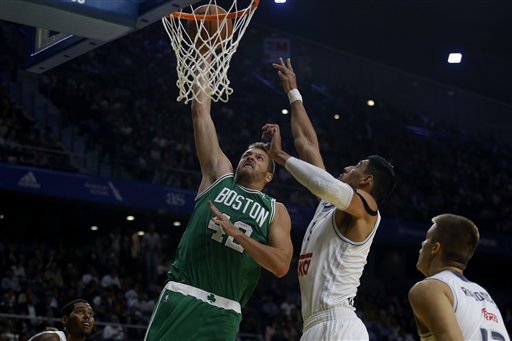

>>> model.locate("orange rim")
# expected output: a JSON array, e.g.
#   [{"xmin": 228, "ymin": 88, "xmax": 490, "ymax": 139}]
[{"xmin": 169, "ymin": 0, "xmax": 259, "ymax": 21}]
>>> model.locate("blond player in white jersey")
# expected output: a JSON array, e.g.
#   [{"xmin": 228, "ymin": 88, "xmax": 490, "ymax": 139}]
[
  {"xmin": 263, "ymin": 58, "xmax": 396, "ymax": 340},
  {"xmin": 409, "ymin": 214, "xmax": 510, "ymax": 341}
]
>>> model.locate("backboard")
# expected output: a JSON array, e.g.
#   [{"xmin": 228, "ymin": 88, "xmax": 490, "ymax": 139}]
[{"xmin": 0, "ymin": 0, "xmax": 202, "ymax": 73}]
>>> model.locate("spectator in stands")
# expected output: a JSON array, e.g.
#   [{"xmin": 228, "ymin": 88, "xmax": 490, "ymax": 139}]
[
  {"xmin": 0, "ymin": 269, "xmax": 20, "ymax": 292},
  {"xmin": 28, "ymin": 299, "xmax": 95, "ymax": 341},
  {"xmin": 80, "ymin": 264, "xmax": 99, "ymax": 287},
  {"xmin": 18, "ymin": 290, "xmax": 43, "ymax": 328},
  {"xmin": 102, "ymin": 315, "xmax": 125, "ymax": 340},
  {"xmin": 10, "ymin": 256, "xmax": 26, "ymax": 279},
  {"xmin": 100, "ymin": 269, "xmax": 121, "ymax": 290},
  {"xmin": 141, "ymin": 223, "xmax": 161, "ymax": 283},
  {"xmin": 280, "ymin": 294, "xmax": 297, "ymax": 319}
]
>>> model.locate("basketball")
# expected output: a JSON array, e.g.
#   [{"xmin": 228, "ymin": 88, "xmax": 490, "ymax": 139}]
[{"xmin": 186, "ymin": 4, "xmax": 233, "ymax": 53}]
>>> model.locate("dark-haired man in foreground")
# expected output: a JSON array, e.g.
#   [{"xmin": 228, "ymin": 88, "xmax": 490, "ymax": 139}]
[{"xmin": 28, "ymin": 299, "xmax": 94, "ymax": 341}]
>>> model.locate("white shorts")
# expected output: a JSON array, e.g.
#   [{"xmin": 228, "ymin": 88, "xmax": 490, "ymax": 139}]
[{"xmin": 301, "ymin": 307, "xmax": 369, "ymax": 341}]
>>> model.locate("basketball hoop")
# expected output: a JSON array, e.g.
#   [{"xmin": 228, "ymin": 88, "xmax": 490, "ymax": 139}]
[{"xmin": 162, "ymin": 0, "xmax": 260, "ymax": 103}]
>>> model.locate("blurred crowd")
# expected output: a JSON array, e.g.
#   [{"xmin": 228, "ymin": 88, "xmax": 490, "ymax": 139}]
[
  {"xmin": 0, "ymin": 85, "xmax": 74, "ymax": 171},
  {"xmin": 31, "ymin": 22, "xmax": 512, "ymax": 234},
  {"xmin": 0, "ymin": 227, "xmax": 427, "ymax": 340},
  {"xmin": 0, "ymin": 228, "xmax": 167, "ymax": 340},
  {"xmin": 2, "ymin": 21, "xmax": 512, "ymax": 234}
]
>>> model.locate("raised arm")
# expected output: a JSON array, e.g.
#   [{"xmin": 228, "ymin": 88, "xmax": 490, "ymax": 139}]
[
  {"xmin": 191, "ymin": 60, "xmax": 233, "ymax": 193},
  {"xmin": 272, "ymin": 58, "xmax": 325, "ymax": 170},
  {"xmin": 263, "ymin": 123, "xmax": 374, "ymax": 224}
]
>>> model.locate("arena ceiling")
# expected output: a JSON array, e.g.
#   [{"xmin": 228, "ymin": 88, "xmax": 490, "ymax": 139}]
[{"xmin": 255, "ymin": 0, "xmax": 512, "ymax": 105}]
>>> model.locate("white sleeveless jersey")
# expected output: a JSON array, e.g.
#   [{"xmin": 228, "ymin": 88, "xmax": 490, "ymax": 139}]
[
  {"xmin": 297, "ymin": 200, "xmax": 380, "ymax": 321},
  {"xmin": 419, "ymin": 271, "xmax": 510, "ymax": 341},
  {"xmin": 28, "ymin": 331, "xmax": 67, "ymax": 341}
]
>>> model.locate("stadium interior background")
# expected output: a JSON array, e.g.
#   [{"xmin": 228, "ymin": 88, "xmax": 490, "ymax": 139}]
[{"xmin": 0, "ymin": 0, "xmax": 511, "ymax": 340}]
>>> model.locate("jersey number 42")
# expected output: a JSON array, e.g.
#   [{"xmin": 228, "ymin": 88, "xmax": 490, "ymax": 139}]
[{"xmin": 208, "ymin": 214, "xmax": 253, "ymax": 253}]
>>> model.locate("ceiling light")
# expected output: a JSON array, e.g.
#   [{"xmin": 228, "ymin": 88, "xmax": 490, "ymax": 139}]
[
  {"xmin": 447, "ymin": 53, "xmax": 462, "ymax": 64},
  {"xmin": 126, "ymin": 215, "xmax": 135, "ymax": 221},
  {"xmin": 281, "ymin": 109, "xmax": 289, "ymax": 115}
]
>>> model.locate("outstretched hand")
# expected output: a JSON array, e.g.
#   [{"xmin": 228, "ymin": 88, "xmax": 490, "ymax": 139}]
[
  {"xmin": 272, "ymin": 58, "xmax": 298, "ymax": 93},
  {"xmin": 261, "ymin": 123, "xmax": 288, "ymax": 166}
]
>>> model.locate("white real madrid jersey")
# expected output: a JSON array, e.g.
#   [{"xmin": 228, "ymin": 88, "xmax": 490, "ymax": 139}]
[
  {"xmin": 419, "ymin": 271, "xmax": 510, "ymax": 341},
  {"xmin": 297, "ymin": 200, "xmax": 380, "ymax": 321}
]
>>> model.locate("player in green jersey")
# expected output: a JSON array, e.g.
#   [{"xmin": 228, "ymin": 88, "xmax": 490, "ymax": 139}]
[{"xmin": 144, "ymin": 59, "xmax": 293, "ymax": 341}]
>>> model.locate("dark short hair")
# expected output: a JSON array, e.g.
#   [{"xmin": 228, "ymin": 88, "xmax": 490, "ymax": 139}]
[
  {"xmin": 61, "ymin": 299, "xmax": 90, "ymax": 317},
  {"xmin": 365, "ymin": 155, "xmax": 396, "ymax": 202},
  {"xmin": 247, "ymin": 142, "xmax": 275, "ymax": 175},
  {"xmin": 431, "ymin": 213, "xmax": 480, "ymax": 268}
]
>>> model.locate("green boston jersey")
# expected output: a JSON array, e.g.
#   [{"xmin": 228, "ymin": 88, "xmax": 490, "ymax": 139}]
[{"xmin": 168, "ymin": 173, "xmax": 276, "ymax": 307}]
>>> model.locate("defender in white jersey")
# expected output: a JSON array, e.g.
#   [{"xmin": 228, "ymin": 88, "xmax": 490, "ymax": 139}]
[
  {"xmin": 28, "ymin": 299, "xmax": 95, "ymax": 341},
  {"xmin": 409, "ymin": 214, "xmax": 510, "ymax": 341},
  {"xmin": 264, "ymin": 58, "xmax": 396, "ymax": 340}
]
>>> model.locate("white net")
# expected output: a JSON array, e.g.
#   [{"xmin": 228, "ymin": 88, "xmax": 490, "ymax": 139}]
[{"xmin": 162, "ymin": 0, "xmax": 259, "ymax": 103}]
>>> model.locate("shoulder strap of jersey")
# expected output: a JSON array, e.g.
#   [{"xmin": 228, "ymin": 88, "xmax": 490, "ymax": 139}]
[{"xmin": 354, "ymin": 190, "xmax": 378, "ymax": 216}]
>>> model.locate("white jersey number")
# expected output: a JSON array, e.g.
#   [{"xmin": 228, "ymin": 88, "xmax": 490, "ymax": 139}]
[{"xmin": 208, "ymin": 214, "xmax": 253, "ymax": 253}]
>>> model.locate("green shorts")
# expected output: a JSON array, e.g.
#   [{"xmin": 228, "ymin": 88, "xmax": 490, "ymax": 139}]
[{"xmin": 144, "ymin": 281, "xmax": 242, "ymax": 341}]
